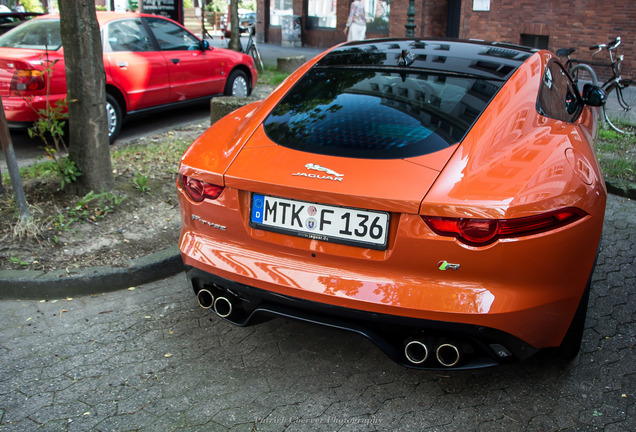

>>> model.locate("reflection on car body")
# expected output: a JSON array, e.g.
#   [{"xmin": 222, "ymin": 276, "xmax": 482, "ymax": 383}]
[{"xmin": 177, "ymin": 39, "xmax": 606, "ymax": 370}]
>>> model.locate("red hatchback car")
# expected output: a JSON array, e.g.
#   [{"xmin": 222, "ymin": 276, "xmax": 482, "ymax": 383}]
[{"xmin": 0, "ymin": 12, "xmax": 257, "ymax": 142}]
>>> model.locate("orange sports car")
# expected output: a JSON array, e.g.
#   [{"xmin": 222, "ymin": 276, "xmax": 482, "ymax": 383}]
[{"xmin": 177, "ymin": 39, "xmax": 607, "ymax": 369}]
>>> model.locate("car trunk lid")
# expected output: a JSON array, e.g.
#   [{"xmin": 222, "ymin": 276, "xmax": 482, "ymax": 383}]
[{"xmin": 224, "ymin": 125, "xmax": 456, "ymax": 215}]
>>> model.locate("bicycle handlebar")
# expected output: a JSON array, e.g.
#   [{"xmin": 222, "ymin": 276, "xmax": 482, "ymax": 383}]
[
  {"xmin": 609, "ymin": 36, "xmax": 621, "ymax": 49},
  {"xmin": 590, "ymin": 37, "xmax": 621, "ymax": 52}
]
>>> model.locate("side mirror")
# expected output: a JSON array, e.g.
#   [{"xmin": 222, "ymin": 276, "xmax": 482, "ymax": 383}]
[
  {"xmin": 200, "ymin": 40, "xmax": 210, "ymax": 51},
  {"xmin": 582, "ymin": 84, "xmax": 606, "ymax": 107}
]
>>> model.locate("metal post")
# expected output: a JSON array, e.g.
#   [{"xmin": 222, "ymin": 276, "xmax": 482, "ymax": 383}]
[
  {"xmin": 405, "ymin": 0, "xmax": 416, "ymax": 37},
  {"xmin": 0, "ymin": 96, "xmax": 29, "ymax": 223},
  {"xmin": 200, "ymin": 0, "xmax": 207, "ymax": 40}
]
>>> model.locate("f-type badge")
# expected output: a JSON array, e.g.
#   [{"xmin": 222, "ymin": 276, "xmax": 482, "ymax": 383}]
[{"xmin": 292, "ymin": 163, "xmax": 344, "ymax": 182}]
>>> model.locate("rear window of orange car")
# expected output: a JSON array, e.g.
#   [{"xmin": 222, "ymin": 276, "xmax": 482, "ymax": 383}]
[{"xmin": 263, "ymin": 68, "xmax": 504, "ymax": 159}]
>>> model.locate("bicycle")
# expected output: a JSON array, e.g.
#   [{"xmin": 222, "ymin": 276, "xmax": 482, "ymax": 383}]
[
  {"xmin": 557, "ymin": 37, "xmax": 635, "ymax": 135},
  {"xmin": 240, "ymin": 23, "xmax": 264, "ymax": 72}
]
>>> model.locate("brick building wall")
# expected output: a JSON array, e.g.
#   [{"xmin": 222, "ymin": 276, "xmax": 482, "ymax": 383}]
[
  {"xmin": 457, "ymin": 0, "xmax": 636, "ymax": 79},
  {"xmin": 387, "ymin": 0, "xmax": 448, "ymax": 38},
  {"xmin": 257, "ymin": 0, "xmax": 635, "ymax": 80}
]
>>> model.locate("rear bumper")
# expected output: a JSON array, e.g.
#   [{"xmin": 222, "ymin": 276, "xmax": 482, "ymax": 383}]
[
  {"xmin": 185, "ymin": 266, "xmax": 539, "ymax": 370},
  {"xmin": 1, "ymin": 93, "xmax": 67, "ymax": 123},
  {"xmin": 178, "ymin": 186, "xmax": 604, "ymax": 369}
]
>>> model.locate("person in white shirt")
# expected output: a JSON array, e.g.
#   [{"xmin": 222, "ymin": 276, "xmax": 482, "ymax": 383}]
[{"xmin": 345, "ymin": 0, "xmax": 366, "ymax": 41}]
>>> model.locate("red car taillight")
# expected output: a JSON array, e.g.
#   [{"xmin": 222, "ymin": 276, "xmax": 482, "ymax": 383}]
[
  {"xmin": 10, "ymin": 69, "xmax": 45, "ymax": 92},
  {"xmin": 421, "ymin": 207, "xmax": 587, "ymax": 246},
  {"xmin": 180, "ymin": 174, "xmax": 224, "ymax": 202}
]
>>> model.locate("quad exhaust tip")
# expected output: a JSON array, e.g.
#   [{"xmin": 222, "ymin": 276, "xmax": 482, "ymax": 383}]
[
  {"xmin": 436, "ymin": 343, "xmax": 461, "ymax": 367},
  {"xmin": 404, "ymin": 339, "xmax": 464, "ymax": 367},
  {"xmin": 213, "ymin": 296, "xmax": 233, "ymax": 318},
  {"xmin": 404, "ymin": 340, "xmax": 429, "ymax": 364},
  {"xmin": 196, "ymin": 289, "xmax": 214, "ymax": 309}
]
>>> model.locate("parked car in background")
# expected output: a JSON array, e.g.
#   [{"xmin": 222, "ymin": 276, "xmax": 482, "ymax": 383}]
[
  {"xmin": 239, "ymin": 11, "xmax": 256, "ymax": 28},
  {"xmin": 177, "ymin": 39, "xmax": 607, "ymax": 369},
  {"xmin": 221, "ymin": 8, "xmax": 256, "ymax": 37},
  {"xmin": 0, "ymin": 12, "xmax": 257, "ymax": 142},
  {"xmin": 0, "ymin": 11, "xmax": 42, "ymax": 35}
]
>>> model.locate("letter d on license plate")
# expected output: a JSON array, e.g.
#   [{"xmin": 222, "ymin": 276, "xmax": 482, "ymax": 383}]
[{"xmin": 250, "ymin": 194, "xmax": 389, "ymax": 250}]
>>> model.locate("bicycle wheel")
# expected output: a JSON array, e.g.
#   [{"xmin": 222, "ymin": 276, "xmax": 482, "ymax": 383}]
[
  {"xmin": 249, "ymin": 45, "xmax": 264, "ymax": 72},
  {"xmin": 603, "ymin": 80, "xmax": 636, "ymax": 135}
]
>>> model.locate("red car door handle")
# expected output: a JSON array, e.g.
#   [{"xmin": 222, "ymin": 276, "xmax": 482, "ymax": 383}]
[{"xmin": 171, "ymin": 58, "xmax": 180, "ymax": 64}]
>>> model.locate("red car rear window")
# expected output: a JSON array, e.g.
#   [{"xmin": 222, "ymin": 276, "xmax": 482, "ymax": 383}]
[{"xmin": 0, "ymin": 18, "xmax": 61, "ymax": 50}]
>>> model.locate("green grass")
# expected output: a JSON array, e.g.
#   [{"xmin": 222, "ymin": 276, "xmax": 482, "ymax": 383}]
[
  {"xmin": 1, "ymin": 125, "xmax": 200, "ymax": 252},
  {"xmin": 595, "ymin": 123, "xmax": 636, "ymax": 190},
  {"xmin": 0, "ymin": 158, "xmax": 59, "ymax": 185},
  {"xmin": 257, "ymin": 66, "xmax": 291, "ymax": 88}
]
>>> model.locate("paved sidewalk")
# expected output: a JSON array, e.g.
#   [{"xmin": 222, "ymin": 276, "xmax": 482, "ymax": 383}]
[
  {"xmin": 0, "ymin": 193, "xmax": 634, "ymax": 431},
  {"xmin": 206, "ymin": 33, "xmax": 326, "ymax": 67}
]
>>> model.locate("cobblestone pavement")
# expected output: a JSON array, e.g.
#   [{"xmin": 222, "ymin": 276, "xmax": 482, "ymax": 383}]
[{"xmin": 0, "ymin": 194, "xmax": 634, "ymax": 432}]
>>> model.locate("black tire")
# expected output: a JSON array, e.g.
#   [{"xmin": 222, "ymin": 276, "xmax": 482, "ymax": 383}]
[
  {"xmin": 603, "ymin": 82, "xmax": 636, "ymax": 135},
  {"xmin": 224, "ymin": 70, "xmax": 250, "ymax": 97},
  {"xmin": 554, "ymin": 275, "xmax": 592, "ymax": 361},
  {"xmin": 105, "ymin": 93, "xmax": 123, "ymax": 144}
]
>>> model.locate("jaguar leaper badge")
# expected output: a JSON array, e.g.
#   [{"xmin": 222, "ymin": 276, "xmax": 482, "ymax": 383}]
[{"xmin": 293, "ymin": 164, "xmax": 344, "ymax": 182}]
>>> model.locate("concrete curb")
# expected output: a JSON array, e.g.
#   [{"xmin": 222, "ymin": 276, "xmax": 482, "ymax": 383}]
[
  {"xmin": 0, "ymin": 246, "xmax": 184, "ymax": 300},
  {"xmin": 605, "ymin": 178, "xmax": 636, "ymax": 200}
]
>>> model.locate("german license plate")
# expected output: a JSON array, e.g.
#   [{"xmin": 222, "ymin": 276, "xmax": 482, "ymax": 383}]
[{"xmin": 250, "ymin": 194, "xmax": 390, "ymax": 250}]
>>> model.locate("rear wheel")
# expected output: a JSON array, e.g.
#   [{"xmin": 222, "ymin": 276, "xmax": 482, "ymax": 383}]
[
  {"xmin": 105, "ymin": 93, "xmax": 123, "ymax": 144},
  {"xmin": 603, "ymin": 81, "xmax": 636, "ymax": 135},
  {"xmin": 554, "ymin": 275, "xmax": 592, "ymax": 360},
  {"xmin": 224, "ymin": 70, "xmax": 250, "ymax": 97}
]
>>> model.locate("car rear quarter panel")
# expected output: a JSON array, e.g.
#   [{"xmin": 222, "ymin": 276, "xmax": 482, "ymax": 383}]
[
  {"xmin": 416, "ymin": 50, "xmax": 606, "ymax": 343},
  {"xmin": 421, "ymin": 51, "xmax": 605, "ymax": 221}
]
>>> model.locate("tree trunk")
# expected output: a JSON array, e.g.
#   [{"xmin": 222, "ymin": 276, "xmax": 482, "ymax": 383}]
[
  {"xmin": 228, "ymin": 0, "xmax": 241, "ymax": 52},
  {"xmin": 58, "ymin": 1, "xmax": 113, "ymax": 194}
]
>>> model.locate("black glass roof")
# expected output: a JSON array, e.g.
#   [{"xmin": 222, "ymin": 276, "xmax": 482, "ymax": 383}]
[
  {"xmin": 316, "ymin": 38, "xmax": 535, "ymax": 81},
  {"xmin": 262, "ymin": 39, "xmax": 537, "ymax": 159}
]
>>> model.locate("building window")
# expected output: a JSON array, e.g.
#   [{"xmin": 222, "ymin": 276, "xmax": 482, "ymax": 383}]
[
  {"xmin": 366, "ymin": 0, "xmax": 390, "ymax": 34},
  {"xmin": 270, "ymin": 0, "xmax": 293, "ymax": 27},
  {"xmin": 307, "ymin": 0, "xmax": 337, "ymax": 29},
  {"xmin": 520, "ymin": 34, "xmax": 549, "ymax": 50}
]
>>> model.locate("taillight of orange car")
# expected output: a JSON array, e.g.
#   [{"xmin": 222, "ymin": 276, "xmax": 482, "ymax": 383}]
[
  {"xmin": 421, "ymin": 207, "xmax": 587, "ymax": 247},
  {"xmin": 180, "ymin": 175, "xmax": 224, "ymax": 202}
]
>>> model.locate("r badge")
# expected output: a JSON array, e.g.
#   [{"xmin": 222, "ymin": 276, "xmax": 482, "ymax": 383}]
[{"xmin": 438, "ymin": 260, "xmax": 460, "ymax": 271}]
